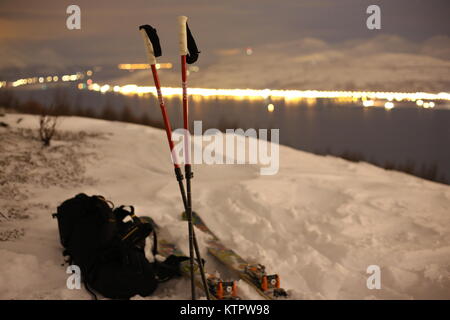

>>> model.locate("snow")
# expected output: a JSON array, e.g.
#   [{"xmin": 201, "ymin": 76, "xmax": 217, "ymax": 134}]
[{"xmin": 1, "ymin": 113, "xmax": 449, "ymax": 300}]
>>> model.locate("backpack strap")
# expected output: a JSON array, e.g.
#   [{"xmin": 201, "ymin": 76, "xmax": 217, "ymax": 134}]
[
  {"xmin": 93, "ymin": 195, "xmax": 115, "ymax": 209},
  {"xmin": 154, "ymin": 255, "xmax": 190, "ymax": 283},
  {"xmin": 84, "ymin": 279, "xmax": 98, "ymax": 300},
  {"xmin": 114, "ymin": 206, "xmax": 158, "ymax": 258},
  {"xmin": 152, "ymin": 229, "xmax": 158, "ymax": 257}
]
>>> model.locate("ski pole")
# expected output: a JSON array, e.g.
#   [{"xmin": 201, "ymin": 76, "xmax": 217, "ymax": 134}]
[
  {"xmin": 139, "ymin": 24, "xmax": 208, "ymax": 300},
  {"xmin": 139, "ymin": 24, "xmax": 195, "ymax": 299},
  {"xmin": 177, "ymin": 16, "xmax": 211, "ymax": 300}
]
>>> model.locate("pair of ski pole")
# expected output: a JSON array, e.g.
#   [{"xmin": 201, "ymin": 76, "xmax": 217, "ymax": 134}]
[{"xmin": 139, "ymin": 17, "xmax": 209, "ymax": 300}]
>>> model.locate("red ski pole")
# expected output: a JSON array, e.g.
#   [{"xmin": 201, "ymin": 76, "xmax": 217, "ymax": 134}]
[
  {"xmin": 177, "ymin": 16, "xmax": 210, "ymax": 300},
  {"xmin": 139, "ymin": 25, "xmax": 181, "ymax": 171}
]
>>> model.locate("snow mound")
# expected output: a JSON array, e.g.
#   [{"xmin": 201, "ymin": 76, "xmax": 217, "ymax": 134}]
[{"xmin": 0, "ymin": 113, "xmax": 449, "ymax": 299}]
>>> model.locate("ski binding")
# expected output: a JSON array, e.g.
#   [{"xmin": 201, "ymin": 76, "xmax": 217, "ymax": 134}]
[
  {"xmin": 244, "ymin": 264, "xmax": 287, "ymax": 297},
  {"xmin": 207, "ymin": 273, "xmax": 239, "ymax": 300}
]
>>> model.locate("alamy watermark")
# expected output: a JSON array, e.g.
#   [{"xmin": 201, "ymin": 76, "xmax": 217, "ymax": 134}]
[
  {"xmin": 66, "ymin": 5, "xmax": 81, "ymax": 30},
  {"xmin": 66, "ymin": 5, "xmax": 381, "ymax": 31},
  {"xmin": 171, "ymin": 121, "xmax": 280, "ymax": 176},
  {"xmin": 66, "ymin": 265, "xmax": 81, "ymax": 290},
  {"xmin": 366, "ymin": 5, "xmax": 381, "ymax": 30},
  {"xmin": 366, "ymin": 265, "xmax": 381, "ymax": 289}
]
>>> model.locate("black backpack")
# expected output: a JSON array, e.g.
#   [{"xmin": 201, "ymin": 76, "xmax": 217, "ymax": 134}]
[{"xmin": 53, "ymin": 193, "xmax": 184, "ymax": 299}]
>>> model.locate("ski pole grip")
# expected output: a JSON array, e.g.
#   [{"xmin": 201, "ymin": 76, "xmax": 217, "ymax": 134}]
[
  {"xmin": 178, "ymin": 16, "xmax": 188, "ymax": 56},
  {"xmin": 139, "ymin": 25, "xmax": 161, "ymax": 65},
  {"xmin": 140, "ymin": 29, "xmax": 157, "ymax": 65}
]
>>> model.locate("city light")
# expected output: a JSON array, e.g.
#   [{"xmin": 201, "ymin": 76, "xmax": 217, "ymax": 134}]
[
  {"xmin": 80, "ymin": 83, "xmax": 450, "ymax": 105},
  {"xmin": 363, "ymin": 100, "xmax": 374, "ymax": 108},
  {"xmin": 3, "ymin": 74, "xmax": 450, "ymax": 110},
  {"xmin": 423, "ymin": 102, "xmax": 435, "ymax": 109},
  {"xmin": 100, "ymin": 84, "xmax": 110, "ymax": 93},
  {"xmin": 12, "ymin": 79, "xmax": 27, "ymax": 87},
  {"xmin": 384, "ymin": 102, "xmax": 394, "ymax": 110},
  {"xmin": 5, "ymin": 73, "xmax": 84, "ymax": 87},
  {"xmin": 267, "ymin": 103, "xmax": 275, "ymax": 112},
  {"xmin": 118, "ymin": 63, "xmax": 173, "ymax": 70},
  {"xmin": 189, "ymin": 66, "xmax": 200, "ymax": 73}
]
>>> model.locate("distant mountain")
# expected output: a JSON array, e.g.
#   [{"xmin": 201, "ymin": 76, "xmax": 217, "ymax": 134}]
[
  {"xmin": 3, "ymin": 35, "xmax": 449, "ymax": 92},
  {"xmin": 115, "ymin": 35, "xmax": 450, "ymax": 92}
]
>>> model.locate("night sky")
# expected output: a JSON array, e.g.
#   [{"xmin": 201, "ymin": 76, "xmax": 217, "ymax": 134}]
[{"xmin": 1, "ymin": 0, "xmax": 449, "ymax": 69}]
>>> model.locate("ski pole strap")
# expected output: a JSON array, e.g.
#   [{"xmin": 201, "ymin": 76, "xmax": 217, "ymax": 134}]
[
  {"xmin": 178, "ymin": 16, "xmax": 200, "ymax": 64},
  {"xmin": 186, "ymin": 24, "xmax": 200, "ymax": 64},
  {"xmin": 139, "ymin": 24, "xmax": 162, "ymax": 65}
]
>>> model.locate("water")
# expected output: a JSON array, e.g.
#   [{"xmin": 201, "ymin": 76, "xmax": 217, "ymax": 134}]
[
  {"xmin": 7, "ymin": 86, "xmax": 450, "ymax": 184},
  {"xmin": 165, "ymin": 96, "xmax": 450, "ymax": 184}
]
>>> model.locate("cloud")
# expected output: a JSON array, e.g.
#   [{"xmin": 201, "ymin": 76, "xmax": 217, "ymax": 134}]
[
  {"xmin": 420, "ymin": 35, "xmax": 450, "ymax": 60},
  {"xmin": 346, "ymin": 35, "xmax": 419, "ymax": 55},
  {"xmin": 0, "ymin": 40, "xmax": 68, "ymax": 69}
]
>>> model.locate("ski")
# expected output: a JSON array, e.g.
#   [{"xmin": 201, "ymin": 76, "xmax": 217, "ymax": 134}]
[
  {"xmin": 182, "ymin": 212, "xmax": 289, "ymax": 300},
  {"xmin": 141, "ymin": 216, "xmax": 240, "ymax": 300}
]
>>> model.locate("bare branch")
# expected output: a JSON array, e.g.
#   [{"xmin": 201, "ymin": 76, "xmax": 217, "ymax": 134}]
[{"xmin": 39, "ymin": 105, "xmax": 58, "ymax": 147}]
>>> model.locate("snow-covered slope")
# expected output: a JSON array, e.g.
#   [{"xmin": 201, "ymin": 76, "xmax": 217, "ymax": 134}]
[{"xmin": 0, "ymin": 113, "xmax": 449, "ymax": 299}]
